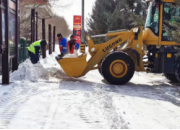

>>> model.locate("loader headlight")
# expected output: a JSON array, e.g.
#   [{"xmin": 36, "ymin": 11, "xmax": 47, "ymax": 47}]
[
  {"xmin": 87, "ymin": 36, "xmax": 90, "ymax": 40},
  {"xmin": 133, "ymin": 28, "xmax": 139, "ymax": 33},
  {"xmin": 91, "ymin": 48, "xmax": 95, "ymax": 52}
]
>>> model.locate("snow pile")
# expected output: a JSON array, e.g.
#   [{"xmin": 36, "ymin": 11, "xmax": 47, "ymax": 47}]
[
  {"xmin": 10, "ymin": 50, "xmax": 68, "ymax": 82},
  {"xmin": 10, "ymin": 59, "xmax": 48, "ymax": 82}
]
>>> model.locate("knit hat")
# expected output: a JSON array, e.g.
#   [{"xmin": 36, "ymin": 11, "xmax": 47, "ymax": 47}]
[{"xmin": 40, "ymin": 39, "xmax": 47, "ymax": 46}]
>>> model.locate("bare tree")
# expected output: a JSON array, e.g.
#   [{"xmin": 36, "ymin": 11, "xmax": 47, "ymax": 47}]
[{"xmin": 19, "ymin": 0, "xmax": 71, "ymax": 41}]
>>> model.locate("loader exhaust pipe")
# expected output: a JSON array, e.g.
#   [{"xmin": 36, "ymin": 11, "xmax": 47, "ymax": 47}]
[
  {"xmin": 108, "ymin": 29, "xmax": 127, "ymax": 33},
  {"xmin": 91, "ymin": 34, "xmax": 107, "ymax": 38},
  {"xmin": 90, "ymin": 29, "xmax": 128, "ymax": 38}
]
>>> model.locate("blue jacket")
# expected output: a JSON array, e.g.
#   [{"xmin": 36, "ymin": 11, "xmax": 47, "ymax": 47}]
[
  {"xmin": 59, "ymin": 37, "xmax": 67, "ymax": 53},
  {"xmin": 75, "ymin": 42, "xmax": 80, "ymax": 50}
]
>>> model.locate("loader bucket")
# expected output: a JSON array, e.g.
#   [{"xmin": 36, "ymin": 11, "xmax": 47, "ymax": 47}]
[{"xmin": 58, "ymin": 54, "xmax": 87, "ymax": 77}]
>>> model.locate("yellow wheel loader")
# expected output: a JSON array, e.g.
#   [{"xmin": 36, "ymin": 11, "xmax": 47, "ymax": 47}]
[{"xmin": 56, "ymin": 0, "xmax": 180, "ymax": 85}]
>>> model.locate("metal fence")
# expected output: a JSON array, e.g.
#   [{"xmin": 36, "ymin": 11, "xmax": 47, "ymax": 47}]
[{"xmin": 18, "ymin": 38, "xmax": 31, "ymax": 64}]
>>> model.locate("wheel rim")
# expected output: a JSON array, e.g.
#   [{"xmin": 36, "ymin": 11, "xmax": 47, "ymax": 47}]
[{"xmin": 109, "ymin": 60, "xmax": 128, "ymax": 78}]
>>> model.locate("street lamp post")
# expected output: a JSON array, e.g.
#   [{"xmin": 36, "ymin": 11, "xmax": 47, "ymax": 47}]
[
  {"xmin": 81, "ymin": 0, "xmax": 85, "ymax": 54},
  {"xmin": 82, "ymin": 0, "xmax": 84, "ymax": 43}
]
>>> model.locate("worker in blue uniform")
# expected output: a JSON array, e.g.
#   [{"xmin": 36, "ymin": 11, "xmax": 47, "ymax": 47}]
[{"xmin": 56, "ymin": 33, "xmax": 68, "ymax": 60}]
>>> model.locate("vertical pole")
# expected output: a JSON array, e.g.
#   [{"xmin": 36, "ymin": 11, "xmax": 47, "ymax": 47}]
[
  {"xmin": 49, "ymin": 24, "xmax": 52, "ymax": 54},
  {"xmin": 82, "ymin": 0, "xmax": 85, "ymax": 43},
  {"xmin": 35, "ymin": 12, "xmax": 38, "ymax": 41},
  {"xmin": 81, "ymin": 0, "xmax": 85, "ymax": 54},
  {"xmin": 33, "ymin": 9, "xmax": 35, "ymax": 42},
  {"xmin": 53, "ymin": 26, "xmax": 55, "ymax": 52},
  {"xmin": 12, "ymin": 0, "xmax": 19, "ymax": 72},
  {"xmin": 0, "ymin": 4, "xmax": 2, "ymax": 55},
  {"xmin": 31, "ymin": 10, "xmax": 32, "ymax": 43},
  {"xmin": 42, "ymin": 19, "xmax": 46, "ymax": 58},
  {"xmin": 31, "ymin": 9, "xmax": 35, "ymax": 43},
  {"xmin": 2, "ymin": 0, "xmax": 9, "ymax": 84}
]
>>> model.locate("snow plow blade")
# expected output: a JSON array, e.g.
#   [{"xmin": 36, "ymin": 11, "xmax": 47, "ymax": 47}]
[{"xmin": 57, "ymin": 54, "xmax": 87, "ymax": 77}]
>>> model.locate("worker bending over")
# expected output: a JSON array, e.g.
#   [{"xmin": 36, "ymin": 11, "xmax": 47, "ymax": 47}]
[{"xmin": 28, "ymin": 39, "xmax": 47, "ymax": 64}]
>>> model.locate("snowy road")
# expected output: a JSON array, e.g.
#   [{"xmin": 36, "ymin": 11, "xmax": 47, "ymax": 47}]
[{"xmin": 0, "ymin": 49, "xmax": 180, "ymax": 129}]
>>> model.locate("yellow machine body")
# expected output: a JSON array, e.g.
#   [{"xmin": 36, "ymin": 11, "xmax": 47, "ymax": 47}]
[{"xmin": 57, "ymin": 0, "xmax": 180, "ymax": 84}]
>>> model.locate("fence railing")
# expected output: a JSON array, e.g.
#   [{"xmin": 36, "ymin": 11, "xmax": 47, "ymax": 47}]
[{"xmin": 18, "ymin": 38, "xmax": 31, "ymax": 64}]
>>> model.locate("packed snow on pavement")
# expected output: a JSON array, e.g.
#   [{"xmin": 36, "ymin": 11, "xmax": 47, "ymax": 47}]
[{"xmin": 0, "ymin": 46, "xmax": 180, "ymax": 129}]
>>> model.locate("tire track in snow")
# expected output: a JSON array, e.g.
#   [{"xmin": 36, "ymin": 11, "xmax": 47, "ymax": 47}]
[
  {"xmin": 0, "ymin": 97, "xmax": 29, "ymax": 129},
  {"xmin": 39, "ymin": 91, "xmax": 63, "ymax": 129},
  {"xmin": 102, "ymin": 94, "xmax": 128, "ymax": 129},
  {"xmin": 78, "ymin": 84, "xmax": 129, "ymax": 129},
  {"xmin": 0, "ymin": 83, "xmax": 59, "ymax": 129},
  {"xmin": 79, "ymin": 92, "xmax": 104, "ymax": 125},
  {"xmin": 0, "ymin": 83, "xmax": 59, "ymax": 107}
]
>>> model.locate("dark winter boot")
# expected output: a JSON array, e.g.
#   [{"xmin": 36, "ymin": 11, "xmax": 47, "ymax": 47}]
[{"xmin": 55, "ymin": 53, "xmax": 64, "ymax": 61}]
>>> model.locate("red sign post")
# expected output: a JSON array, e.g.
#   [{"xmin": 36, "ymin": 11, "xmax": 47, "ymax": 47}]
[{"xmin": 73, "ymin": 16, "xmax": 81, "ymax": 45}]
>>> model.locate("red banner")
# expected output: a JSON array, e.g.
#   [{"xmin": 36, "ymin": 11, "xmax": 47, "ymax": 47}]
[{"xmin": 73, "ymin": 16, "xmax": 81, "ymax": 44}]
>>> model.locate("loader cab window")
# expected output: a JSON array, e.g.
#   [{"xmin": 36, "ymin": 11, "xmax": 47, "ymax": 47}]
[
  {"xmin": 162, "ymin": 3, "xmax": 180, "ymax": 41},
  {"xmin": 145, "ymin": 1, "xmax": 160, "ymax": 36}
]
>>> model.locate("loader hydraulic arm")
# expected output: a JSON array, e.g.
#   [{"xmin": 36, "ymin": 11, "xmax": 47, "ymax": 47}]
[{"xmin": 86, "ymin": 31, "xmax": 133, "ymax": 57}]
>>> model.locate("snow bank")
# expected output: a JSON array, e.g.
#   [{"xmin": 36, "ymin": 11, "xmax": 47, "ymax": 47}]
[
  {"xmin": 10, "ymin": 59, "xmax": 47, "ymax": 82},
  {"xmin": 10, "ymin": 51, "xmax": 67, "ymax": 82}
]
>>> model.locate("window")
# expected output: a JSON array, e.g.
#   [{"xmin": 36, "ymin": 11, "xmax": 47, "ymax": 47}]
[
  {"xmin": 2, "ymin": 9, "xmax": 5, "ymax": 45},
  {"xmin": 145, "ymin": 1, "xmax": 160, "ymax": 36},
  {"xmin": 162, "ymin": 3, "xmax": 180, "ymax": 41},
  {"xmin": 9, "ymin": 12, "xmax": 16, "ymax": 55}
]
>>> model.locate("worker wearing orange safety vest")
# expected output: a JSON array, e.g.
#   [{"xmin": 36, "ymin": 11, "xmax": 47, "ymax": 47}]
[{"xmin": 67, "ymin": 35, "xmax": 80, "ymax": 54}]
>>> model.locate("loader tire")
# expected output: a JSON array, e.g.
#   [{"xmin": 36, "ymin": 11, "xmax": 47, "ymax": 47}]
[
  {"xmin": 175, "ymin": 59, "xmax": 180, "ymax": 82},
  {"xmin": 101, "ymin": 52, "xmax": 135, "ymax": 85},
  {"xmin": 98, "ymin": 61, "xmax": 103, "ymax": 76},
  {"xmin": 98, "ymin": 67, "xmax": 103, "ymax": 76},
  {"xmin": 164, "ymin": 73, "xmax": 179, "ymax": 83}
]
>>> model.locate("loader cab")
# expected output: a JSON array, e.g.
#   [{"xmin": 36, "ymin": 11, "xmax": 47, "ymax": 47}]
[
  {"xmin": 143, "ymin": 0, "xmax": 180, "ymax": 45},
  {"xmin": 143, "ymin": 0, "xmax": 180, "ymax": 80}
]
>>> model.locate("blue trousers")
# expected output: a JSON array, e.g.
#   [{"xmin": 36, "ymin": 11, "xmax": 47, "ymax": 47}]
[{"xmin": 28, "ymin": 51, "xmax": 39, "ymax": 64}]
